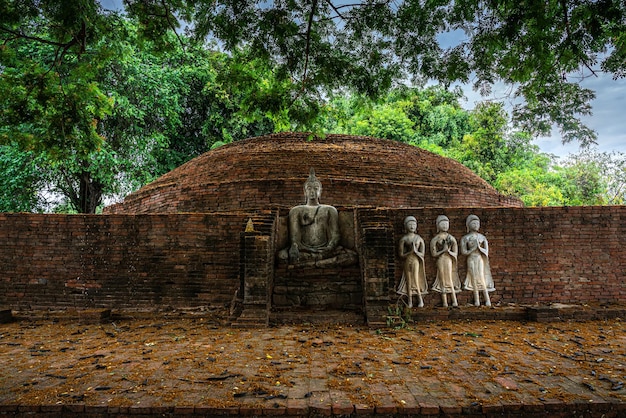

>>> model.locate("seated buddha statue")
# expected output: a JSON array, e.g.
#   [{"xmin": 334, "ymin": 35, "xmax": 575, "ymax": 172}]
[{"xmin": 278, "ymin": 169, "xmax": 356, "ymax": 267}]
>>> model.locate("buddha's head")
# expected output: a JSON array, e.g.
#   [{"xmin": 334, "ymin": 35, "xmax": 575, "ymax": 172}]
[{"xmin": 304, "ymin": 168, "xmax": 322, "ymax": 203}]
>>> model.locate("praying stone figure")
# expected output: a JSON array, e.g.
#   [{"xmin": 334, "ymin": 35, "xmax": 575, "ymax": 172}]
[
  {"xmin": 278, "ymin": 169, "xmax": 356, "ymax": 266},
  {"xmin": 460, "ymin": 214, "xmax": 495, "ymax": 306},
  {"xmin": 430, "ymin": 215, "xmax": 461, "ymax": 307},
  {"xmin": 396, "ymin": 216, "xmax": 428, "ymax": 308}
]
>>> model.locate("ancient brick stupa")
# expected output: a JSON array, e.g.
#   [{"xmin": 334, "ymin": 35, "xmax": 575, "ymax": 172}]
[
  {"xmin": 104, "ymin": 132, "xmax": 522, "ymax": 325},
  {"xmin": 2, "ymin": 133, "xmax": 623, "ymax": 329},
  {"xmin": 104, "ymin": 132, "xmax": 522, "ymax": 214}
]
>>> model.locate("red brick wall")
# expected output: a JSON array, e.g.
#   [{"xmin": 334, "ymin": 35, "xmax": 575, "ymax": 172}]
[
  {"xmin": 1, "ymin": 206, "xmax": 625, "ymax": 312},
  {"xmin": 362, "ymin": 206, "xmax": 626, "ymax": 307},
  {"xmin": 0, "ymin": 212, "xmax": 272, "ymax": 310}
]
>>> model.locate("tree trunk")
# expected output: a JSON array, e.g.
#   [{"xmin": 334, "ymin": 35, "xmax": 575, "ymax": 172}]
[{"xmin": 77, "ymin": 171, "xmax": 103, "ymax": 213}]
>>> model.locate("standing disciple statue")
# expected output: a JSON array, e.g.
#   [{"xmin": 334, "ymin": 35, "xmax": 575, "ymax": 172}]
[
  {"xmin": 460, "ymin": 214, "xmax": 495, "ymax": 306},
  {"xmin": 397, "ymin": 216, "xmax": 428, "ymax": 308},
  {"xmin": 430, "ymin": 215, "xmax": 461, "ymax": 307}
]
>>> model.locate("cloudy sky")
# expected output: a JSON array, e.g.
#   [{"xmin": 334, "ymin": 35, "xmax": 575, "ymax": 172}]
[
  {"xmin": 462, "ymin": 72, "xmax": 626, "ymax": 159},
  {"xmin": 537, "ymin": 74, "xmax": 626, "ymax": 159}
]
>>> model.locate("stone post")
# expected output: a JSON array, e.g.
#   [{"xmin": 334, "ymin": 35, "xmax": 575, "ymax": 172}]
[
  {"xmin": 232, "ymin": 225, "xmax": 273, "ymax": 327},
  {"xmin": 360, "ymin": 224, "xmax": 395, "ymax": 326}
]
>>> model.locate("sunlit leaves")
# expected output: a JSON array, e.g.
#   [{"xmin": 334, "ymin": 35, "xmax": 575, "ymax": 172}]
[
  {"xmin": 495, "ymin": 167, "xmax": 569, "ymax": 207},
  {"xmin": 348, "ymin": 104, "xmax": 416, "ymax": 143},
  {"xmin": 0, "ymin": 58, "xmax": 113, "ymax": 160}
]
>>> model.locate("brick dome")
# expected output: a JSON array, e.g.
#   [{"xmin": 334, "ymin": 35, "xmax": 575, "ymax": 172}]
[{"xmin": 104, "ymin": 132, "xmax": 522, "ymax": 213}]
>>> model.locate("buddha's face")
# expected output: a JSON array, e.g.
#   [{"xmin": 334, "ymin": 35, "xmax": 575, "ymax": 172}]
[
  {"xmin": 469, "ymin": 219, "xmax": 480, "ymax": 231},
  {"xmin": 438, "ymin": 219, "xmax": 449, "ymax": 232},
  {"xmin": 406, "ymin": 220, "xmax": 417, "ymax": 233},
  {"xmin": 305, "ymin": 182, "xmax": 321, "ymax": 201}
]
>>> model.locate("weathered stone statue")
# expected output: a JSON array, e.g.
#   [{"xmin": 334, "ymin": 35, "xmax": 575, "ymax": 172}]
[
  {"xmin": 460, "ymin": 214, "xmax": 495, "ymax": 306},
  {"xmin": 278, "ymin": 169, "xmax": 356, "ymax": 267},
  {"xmin": 430, "ymin": 215, "xmax": 461, "ymax": 307},
  {"xmin": 396, "ymin": 216, "xmax": 428, "ymax": 308}
]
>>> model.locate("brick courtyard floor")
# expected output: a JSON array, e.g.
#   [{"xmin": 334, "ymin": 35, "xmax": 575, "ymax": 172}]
[{"xmin": 0, "ymin": 310, "xmax": 625, "ymax": 417}]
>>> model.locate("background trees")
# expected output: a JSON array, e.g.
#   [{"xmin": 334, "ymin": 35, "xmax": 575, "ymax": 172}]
[
  {"xmin": 322, "ymin": 86, "xmax": 624, "ymax": 207},
  {"xmin": 0, "ymin": 12, "xmax": 278, "ymax": 212},
  {"xmin": 1, "ymin": 1, "xmax": 624, "ymax": 212}
]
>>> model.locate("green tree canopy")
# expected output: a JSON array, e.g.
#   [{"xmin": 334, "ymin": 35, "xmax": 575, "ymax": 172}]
[
  {"xmin": 127, "ymin": 0, "xmax": 624, "ymax": 145},
  {"xmin": 2, "ymin": 0, "xmax": 624, "ymax": 149}
]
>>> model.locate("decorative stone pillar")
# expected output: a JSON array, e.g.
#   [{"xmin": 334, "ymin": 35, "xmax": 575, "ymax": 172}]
[
  {"xmin": 232, "ymin": 223, "xmax": 274, "ymax": 327},
  {"xmin": 360, "ymin": 223, "xmax": 395, "ymax": 326}
]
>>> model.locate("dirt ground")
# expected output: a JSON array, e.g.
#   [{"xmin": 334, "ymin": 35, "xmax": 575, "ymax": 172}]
[{"xmin": 0, "ymin": 311, "xmax": 625, "ymax": 414}]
